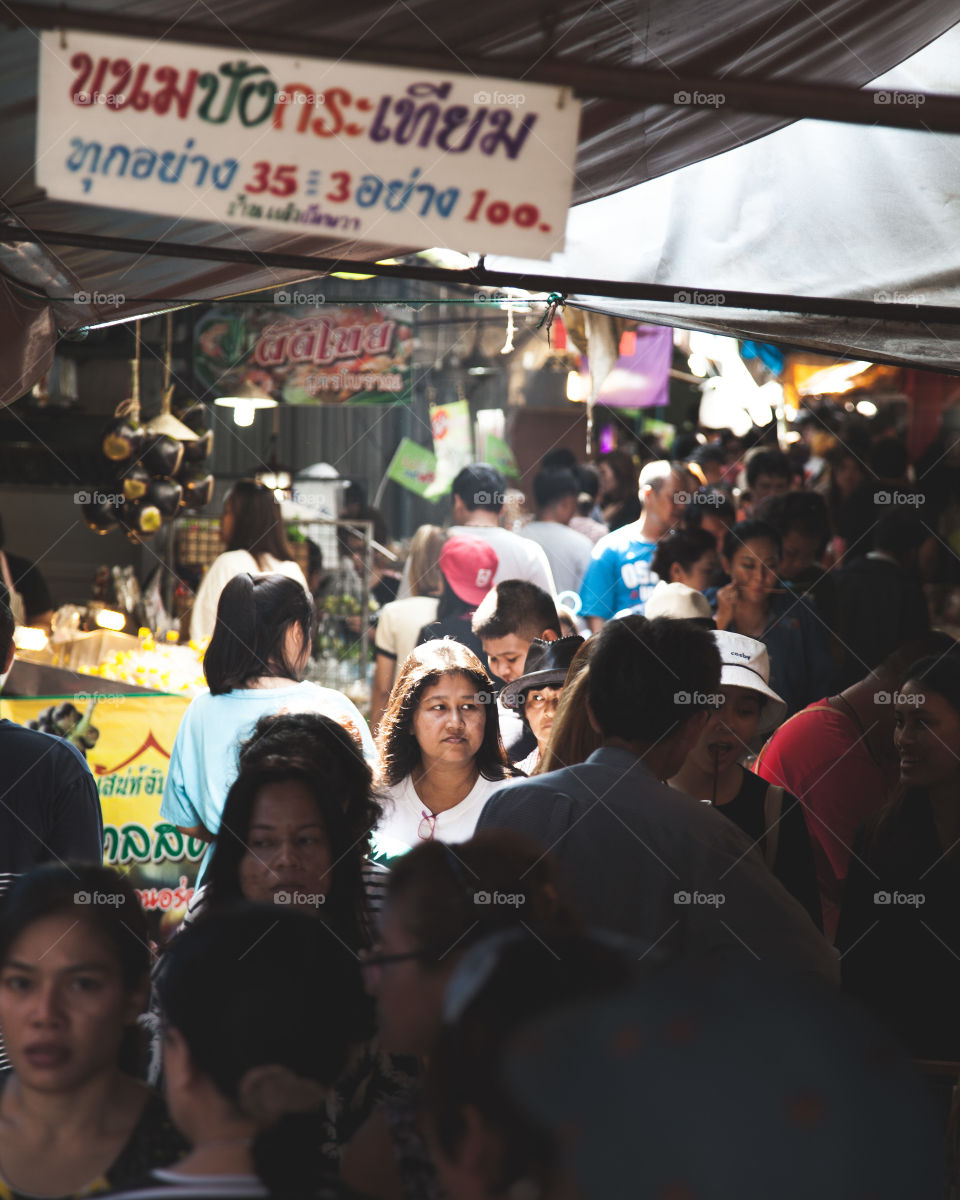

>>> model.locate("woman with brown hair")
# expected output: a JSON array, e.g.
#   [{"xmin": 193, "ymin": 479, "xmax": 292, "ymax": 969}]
[
  {"xmin": 371, "ymin": 526, "xmax": 446, "ymax": 732},
  {"xmin": 373, "ymin": 640, "xmax": 519, "ymax": 861},
  {"xmin": 190, "ymin": 480, "xmax": 308, "ymax": 642}
]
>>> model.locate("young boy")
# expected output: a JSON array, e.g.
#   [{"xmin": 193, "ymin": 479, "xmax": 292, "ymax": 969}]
[{"xmin": 472, "ymin": 581, "xmax": 561, "ymax": 762}]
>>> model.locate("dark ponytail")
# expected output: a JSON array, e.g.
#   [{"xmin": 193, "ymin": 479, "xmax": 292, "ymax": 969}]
[{"xmin": 204, "ymin": 573, "xmax": 315, "ymax": 694}]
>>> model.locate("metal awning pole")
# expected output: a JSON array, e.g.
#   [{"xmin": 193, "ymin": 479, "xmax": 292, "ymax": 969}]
[
  {"xmin": 6, "ymin": 2, "xmax": 960, "ymax": 133},
  {"xmin": 4, "ymin": 225, "xmax": 960, "ymax": 325}
]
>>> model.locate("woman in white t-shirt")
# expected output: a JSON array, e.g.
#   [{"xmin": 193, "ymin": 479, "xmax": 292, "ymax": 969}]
[
  {"xmin": 372, "ymin": 640, "xmax": 520, "ymax": 861},
  {"xmin": 190, "ymin": 480, "xmax": 308, "ymax": 643}
]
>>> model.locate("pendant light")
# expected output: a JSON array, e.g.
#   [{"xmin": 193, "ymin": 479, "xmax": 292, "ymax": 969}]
[{"xmin": 214, "ymin": 378, "xmax": 278, "ymax": 427}]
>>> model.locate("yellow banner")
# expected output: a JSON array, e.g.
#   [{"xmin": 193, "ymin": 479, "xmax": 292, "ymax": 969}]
[{"xmin": 0, "ymin": 694, "xmax": 199, "ymax": 920}]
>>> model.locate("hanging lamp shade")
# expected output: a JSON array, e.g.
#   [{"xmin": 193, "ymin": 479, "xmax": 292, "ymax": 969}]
[
  {"xmin": 214, "ymin": 378, "xmax": 278, "ymax": 427},
  {"xmin": 148, "ymin": 316, "xmax": 210, "ymax": 440},
  {"xmin": 143, "ymin": 408, "xmax": 200, "ymax": 440}
]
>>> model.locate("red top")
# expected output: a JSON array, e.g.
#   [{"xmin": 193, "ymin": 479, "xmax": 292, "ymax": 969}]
[{"xmin": 753, "ymin": 698, "xmax": 900, "ymax": 940}]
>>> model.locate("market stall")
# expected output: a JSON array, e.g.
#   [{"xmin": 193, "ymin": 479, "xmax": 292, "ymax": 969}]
[
  {"xmin": 2, "ymin": 650, "xmax": 200, "ymax": 924},
  {"xmin": 0, "ymin": 0, "xmax": 959, "ymax": 924}
]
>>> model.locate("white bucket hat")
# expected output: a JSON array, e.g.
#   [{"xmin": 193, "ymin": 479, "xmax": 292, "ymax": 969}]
[
  {"xmin": 643, "ymin": 581, "xmax": 713, "ymax": 623},
  {"xmin": 710, "ymin": 631, "xmax": 787, "ymax": 734}
]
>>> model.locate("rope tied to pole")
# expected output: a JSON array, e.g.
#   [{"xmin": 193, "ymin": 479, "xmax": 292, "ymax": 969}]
[
  {"xmin": 114, "ymin": 318, "xmax": 142, "ymax": 422},
  {"xmin": 536, "ymin": 292, "xmax": 565, "ymax": 346}
]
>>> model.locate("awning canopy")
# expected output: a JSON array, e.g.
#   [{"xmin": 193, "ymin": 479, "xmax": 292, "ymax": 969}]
[
  {"xmin": 1, "ymin": 0, "xmax": 959, "ymax": 401},
  {"xmin": 491, "ymin": 25, "xmax": 960, "ymax": 372}
]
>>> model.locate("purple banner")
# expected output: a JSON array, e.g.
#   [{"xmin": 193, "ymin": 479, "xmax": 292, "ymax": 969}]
[{"xmin": 582, "ymin": 324, "xmax": 673, "ymax": 409}]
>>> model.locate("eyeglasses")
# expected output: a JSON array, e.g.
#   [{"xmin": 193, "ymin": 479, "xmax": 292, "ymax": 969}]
[
  {"xmin": 523, "ymin": 691, "xmax": 562, "ymax": 713},
  {"xmin": 418, "ymin": 810, "xmax": 438, "ymax": 841}
]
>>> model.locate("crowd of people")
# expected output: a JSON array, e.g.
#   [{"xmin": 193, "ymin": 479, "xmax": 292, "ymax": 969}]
[{"xmin": 1, "ymin": 419, "xmax": 960, "ymax": 1198}]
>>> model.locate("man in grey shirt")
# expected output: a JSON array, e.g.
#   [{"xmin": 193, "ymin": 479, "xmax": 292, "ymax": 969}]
[
  {"xmin": 520, "ymin": 468, "xmax": 593, "ymax": 596},
  {"xmin": 477, "ymin": 615, "xmax": 838, "ymax": 984}
]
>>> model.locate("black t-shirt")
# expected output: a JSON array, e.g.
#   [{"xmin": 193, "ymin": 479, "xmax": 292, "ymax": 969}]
[
  {"xmin": 784, "ymin": 564, "xmax": 839, "ymax": 634},
  {"xmin": 716, "ymin": 767, "xmax": 823, "ymax": 930},
  {"xmin": 831, "ymin": 483, "xmax": 877, "ymax": 549},
  {"xmin": 0, "ymin": 725, "xmax": 101, "ymax": 1073},
  {"xmin": 0, "ymin": 720, "xmax": 103, "ymax": 875}
]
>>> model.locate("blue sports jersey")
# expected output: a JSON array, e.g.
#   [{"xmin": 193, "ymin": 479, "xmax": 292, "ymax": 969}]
[{"xmin": 578, "ymin": 529, "xmax": 659, "ymax": 619}]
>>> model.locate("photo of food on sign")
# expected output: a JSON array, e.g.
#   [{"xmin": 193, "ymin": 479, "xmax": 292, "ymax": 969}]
[
  {"xmin": 194, "ymin": 303, "xmax": 414, "ymax": 406},
  {"xmin": 0, "ymin": 692, "xmax": 201, "ymax": 941}
]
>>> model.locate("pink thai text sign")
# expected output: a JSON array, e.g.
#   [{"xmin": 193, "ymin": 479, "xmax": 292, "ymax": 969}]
[{"xmin": 37, "ymin": 30, "xmax": 581, "ymax": 258}]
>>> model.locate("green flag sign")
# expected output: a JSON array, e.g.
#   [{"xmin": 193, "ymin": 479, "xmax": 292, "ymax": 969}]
[
  {"xmin": 386, "ymin": 438, "xmax": 439, "ymax": 498},
  {"xmin": 485, "ymin": 434, "xmax": 520, "ymax": 479}
]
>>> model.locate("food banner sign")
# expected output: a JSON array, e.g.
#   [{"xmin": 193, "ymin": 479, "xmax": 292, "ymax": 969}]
[
  {"xmin": 426, "ymin": 398, "xmax": 473, "ymax": 497},
  {"xmin": 37, "ymin": 30, "xmax": 580, "ymax": 258},
  {"xmin": 0, "ymin": 694, "xmax": 198, "ymax": 923},
  {"xmin": 386, "ymin": 438, "xmax": 439, "ymax": 498},
  {"xmin": 194, "ymin": 302, "xmax": 413, "ymax": 405}
]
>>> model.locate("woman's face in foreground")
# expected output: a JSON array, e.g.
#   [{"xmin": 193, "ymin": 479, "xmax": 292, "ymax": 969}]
[{"xmin": 0, "ymin": 913, "xmax": 144, "ymax": 1092}]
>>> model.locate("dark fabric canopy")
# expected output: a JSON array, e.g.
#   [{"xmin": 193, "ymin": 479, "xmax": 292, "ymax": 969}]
[{"xmin": 0, "ymin": 0, "xmax": 958, "ymax": 399}]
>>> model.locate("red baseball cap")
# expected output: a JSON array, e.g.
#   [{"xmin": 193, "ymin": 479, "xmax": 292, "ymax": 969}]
[{"xmin": 439, "ymin": 536, "xmax": 498, "ymax": 606}]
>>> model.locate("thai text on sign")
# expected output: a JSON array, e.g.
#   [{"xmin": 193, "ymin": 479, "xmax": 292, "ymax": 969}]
[
  {"xmin": 37, "ymin": 31, "xmax": 580, "ymax": 258},
  {"xmin": 194, "ymin": 303, "xmax": 413, "ymax": 405},
  {"xmin": 0, "ymin": 694, "xmax": 197, "ymax": 917}
]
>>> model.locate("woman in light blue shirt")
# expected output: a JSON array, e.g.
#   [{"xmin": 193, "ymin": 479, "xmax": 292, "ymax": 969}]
[{"xmin": 161, "ymin": 573, "xmax": 375, "ymax": 884}]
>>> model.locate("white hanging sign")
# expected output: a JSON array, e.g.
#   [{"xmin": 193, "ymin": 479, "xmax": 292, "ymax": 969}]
[{"xmin": 37, "ymin": 30, "xmax": 581, "ymax": 258}]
